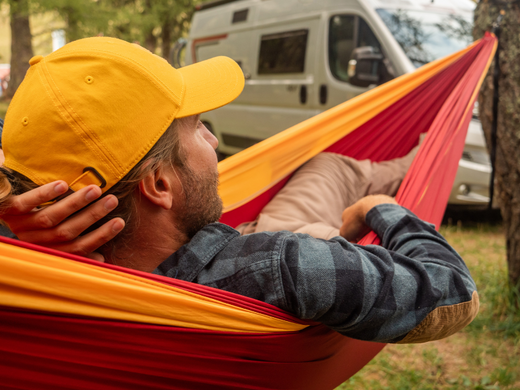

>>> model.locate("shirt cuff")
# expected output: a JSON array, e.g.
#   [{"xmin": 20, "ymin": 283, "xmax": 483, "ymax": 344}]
[{"xmin": 365, "ymin": 203, "xmax": 417, "ymax": 238}]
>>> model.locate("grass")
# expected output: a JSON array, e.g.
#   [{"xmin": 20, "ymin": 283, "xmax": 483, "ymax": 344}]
[{"xmin": 336, "ymin": 222, "xmax": 520, "ymax": 390}]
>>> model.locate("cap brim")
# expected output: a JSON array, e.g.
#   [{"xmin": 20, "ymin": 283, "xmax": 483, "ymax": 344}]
[{"xmin": 175, "ymin": 56, "xmax": 245, "ymax": 118}]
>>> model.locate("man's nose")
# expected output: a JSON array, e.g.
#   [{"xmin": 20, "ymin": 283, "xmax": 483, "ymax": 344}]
[{"xmin": 202, "ymin": 124, "xmax": 219, "ymax": 150}]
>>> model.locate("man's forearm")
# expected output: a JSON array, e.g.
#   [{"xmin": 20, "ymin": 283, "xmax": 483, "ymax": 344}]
[
  {"xmin": 366, "ymin": 204, "xmax": 478, "ymax": 343},
  {"xmin": 283, "ymin": 204, "xmax": 478, "ymax": 343}
]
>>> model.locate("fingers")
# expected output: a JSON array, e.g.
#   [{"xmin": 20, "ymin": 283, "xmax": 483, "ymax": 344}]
[
  {"xmin": 357, "ymin": 195, "xmax": 398, "ymax": 215},
  {"xmin": 44, "ymin": 218, "xmax": 125, "ymax": 257},
  {"xmin": 0, "ymin": 181, "xmax": 124, "ymax": 259},
  {"xmin": 3, "ymin": 181, "xmax": 68, "ymax": 215},
  {"xmin": 340, "ymin": 195, "xmax": 397, "ymax": 242},
  {"xmin": 340, "ymin": 219, "xmax": 370, "ymax": 243},
  {"xmin": 87, "ymin": 252, "xmax": 106, "ymax": 263},
  {"xmin": 340, "ymin": 204, "xmax": 368, "ymax": 242},
  {"xmin": 5, "ymin": 185, "xmax": 104, "ymax": 233},
  {"xmin": 16, "ymin": 194, "xmax": 119, "ymax": 245}
]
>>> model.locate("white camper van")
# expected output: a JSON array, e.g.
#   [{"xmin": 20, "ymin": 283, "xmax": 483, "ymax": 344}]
[{"xmin": 174, "ymin": 0, "xmax": 491, "ymax": 206}]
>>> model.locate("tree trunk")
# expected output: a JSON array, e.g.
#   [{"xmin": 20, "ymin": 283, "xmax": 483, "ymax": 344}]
[
  {"xmin": 144, "ymin": 30, "xmax": 157, "ymax": 53},
  {"xmin": 142, "ymin": 0, "xmax": 157, "ymax": 53},
  {"xmin": 474, "ymin": 0, "xmax": 520, "ymax": 288},
  {"xmin": 63, "ymin": 6, "xmax": 81, "ymax": 43},
  {"xmin": 5, "ymin": 0, "xmax": 33, "ymax": 100},
  {"xmin": 161, "ymin": 18, "xmax": 171, "ymax": 62}
]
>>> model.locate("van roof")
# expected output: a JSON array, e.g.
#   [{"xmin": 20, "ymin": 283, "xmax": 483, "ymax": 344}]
[
  {"xmin": 196, "ymin": 0, "xmax": 245, "ymax": 11},
  {"xmin": 365, "ymin": 0, "xmax": 475, "ymax": 14},
  {"xmin": 196, "ymin": 0, "xmax": 475, "ymax": 13}
]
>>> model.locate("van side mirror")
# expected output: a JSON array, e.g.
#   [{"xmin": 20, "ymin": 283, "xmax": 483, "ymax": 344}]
[
  {"xmin": 170, "ymin": 38, "xmax": 187, "ymax": 69},
  {"xmin": 347, "ymin": 46, "xmax": 384, "ymax": 88}
]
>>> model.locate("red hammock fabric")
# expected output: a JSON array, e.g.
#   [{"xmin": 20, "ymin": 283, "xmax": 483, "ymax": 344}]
[{"xmin": 0, "ymin": 34, "xmax": 496, "ymax": 389}]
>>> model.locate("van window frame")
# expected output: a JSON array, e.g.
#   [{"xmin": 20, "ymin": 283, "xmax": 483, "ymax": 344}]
[{"xmin": 257, "ymin": 29, "xmax": 309, "ymax": 75}]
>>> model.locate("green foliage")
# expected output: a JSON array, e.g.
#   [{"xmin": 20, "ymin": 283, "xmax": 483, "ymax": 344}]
[{"xmin": 29, "ymin": 0, "xmax": 208, "ymax": 58}]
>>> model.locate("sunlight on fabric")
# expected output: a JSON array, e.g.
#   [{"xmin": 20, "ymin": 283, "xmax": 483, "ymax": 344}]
[{"xmin": 0, "ymin": 241, "xmax": 307, "ymax": 333}]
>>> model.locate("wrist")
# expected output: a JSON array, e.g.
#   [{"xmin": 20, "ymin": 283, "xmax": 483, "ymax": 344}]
[{"xmin": 360, "ymin": 195, "xmax": 397, "ymax": 221}]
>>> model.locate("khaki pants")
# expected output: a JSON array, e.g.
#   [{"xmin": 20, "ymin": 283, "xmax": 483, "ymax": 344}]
[{"xmin": 237, "ymin": 149, "xmax": 417, "ymax": 239}]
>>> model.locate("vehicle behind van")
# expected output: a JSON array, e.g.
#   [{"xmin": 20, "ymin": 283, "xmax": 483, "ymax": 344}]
[{"xmin": 175, "ymin": 0, "xmax": 491, "ymax": 206}]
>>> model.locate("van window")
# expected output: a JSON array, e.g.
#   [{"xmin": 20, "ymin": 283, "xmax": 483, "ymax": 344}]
[
  {"xmin": 358, "ymin": 18, "xmax": 381, "ymax": 53},
  {"xmin": 376, "ymin": 9, "xmax": 472, "ymax": 67},
  {"xmin": 258, "ymin": 30, "xmax": 308, "ymax": 74},
  {"xmin": 329, "ymin": 15, "xmax": 382, "ymax": 83},
  {"xmin": 232, "ymin": 9, "xmax": 248, "ymax": 23},
  {"xmin": 328, "ymin": 15, "xmax": 356, "ymax": 82}
]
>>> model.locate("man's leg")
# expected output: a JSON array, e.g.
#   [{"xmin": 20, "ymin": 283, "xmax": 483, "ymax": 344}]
[{"xmin": 238, "ymin": 146, "xmax": 418, "ymax": 239}]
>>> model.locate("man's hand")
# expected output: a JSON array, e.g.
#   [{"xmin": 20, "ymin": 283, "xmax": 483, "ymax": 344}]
[
  {"xmin": 340, "ymin": 195, "xmax": 398, "ymax": 242},
  {"xmin": 0, "ymin": 181, "xmax": 124, "ymax": 259}
]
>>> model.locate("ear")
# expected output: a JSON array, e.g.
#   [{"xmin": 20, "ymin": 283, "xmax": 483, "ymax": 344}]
[{"xmin": 138, "ymin": 166, "xmax": 176, "ymax": 210}]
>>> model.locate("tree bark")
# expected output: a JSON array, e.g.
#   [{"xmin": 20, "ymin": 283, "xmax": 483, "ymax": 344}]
[
  {"xmin": 161, "ymin": 18, "xmax": 171, "ymax": 62},
  {"xmin": 144, "ymin": 29, "xmax": 157, "ymax": 53},
  {"xmin": 143, "ymin": 0, "xmax": 157, "ymax": 53},
  {"xmin": 474, "ymin": 0, "xmax": 520, "ymax": 288},
  {"xmin": 5, "ymin": 0, "xmax": 33, "ymax": 99},
  {"xmin": 63, "ymin": 5, "xmax": 82, "ymax": 42}
]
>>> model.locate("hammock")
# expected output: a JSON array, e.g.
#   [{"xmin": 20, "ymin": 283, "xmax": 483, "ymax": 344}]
[{"xmin": 0, "ymin": 33, "xmax": 496, "ymax": 390}]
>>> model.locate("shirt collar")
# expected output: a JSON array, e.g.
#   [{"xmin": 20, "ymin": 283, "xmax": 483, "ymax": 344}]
[{"xmin": 153, "ymin": 222, "xmax": 240, "ymax": 281}]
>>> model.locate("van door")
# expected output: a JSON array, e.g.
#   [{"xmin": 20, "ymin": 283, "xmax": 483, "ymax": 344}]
[
  {"xmin": 208, "ymin": 17, "xmax": 321, "ymax": 155},
  {"xmin": 314, "ymin": 13, "xmax": 391, "ymax": 111}
]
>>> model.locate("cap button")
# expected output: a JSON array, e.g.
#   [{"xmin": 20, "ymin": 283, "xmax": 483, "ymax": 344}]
[{"xmin": 29, "ymin": 55, "xmax": 43, "ymax": 66}]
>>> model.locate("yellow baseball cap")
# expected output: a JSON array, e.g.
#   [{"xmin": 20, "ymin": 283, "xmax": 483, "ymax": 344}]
[{"xmin": 2, "ymin": 37, "xmax": 244, "ymax": 193}]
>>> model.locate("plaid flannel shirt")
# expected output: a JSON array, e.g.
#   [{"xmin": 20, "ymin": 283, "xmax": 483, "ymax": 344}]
[{"xmin": 154, "ymin": 204, "xmax": 478, "ymax": 343}]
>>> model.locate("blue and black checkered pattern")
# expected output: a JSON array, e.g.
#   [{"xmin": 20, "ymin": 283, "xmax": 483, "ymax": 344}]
[{"xmin": 154, "ymin": 204, "xmax": 477, "ymax": 343}]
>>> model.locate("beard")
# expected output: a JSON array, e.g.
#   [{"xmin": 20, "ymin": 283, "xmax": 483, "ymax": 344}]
[{"xmin": 175, "ymin": 164, "xmax": 223, "ymax": 239}]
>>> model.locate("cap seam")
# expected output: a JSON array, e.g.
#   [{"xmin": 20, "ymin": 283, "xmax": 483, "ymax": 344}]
[
  {"xmin": 177, "ymin": 66, "xmax": 187, "ymax": 116},
  {"xmin": 38, "ymin": 58, "xmax": 123, "ymax": 178},
  {"xmin": 122, "ymin": 110, "xmax": 179, "ymax": 180},
  {"xmin": 49, "ymin": 48, "xmax": 181, "ymax": 103},
  {"xmin": 3, "ymin": 159, "xmax": 47, "ymax": 187},
  {"xmin": 2, "ymin": 67, "xmax": 48, "ymax": 186}
]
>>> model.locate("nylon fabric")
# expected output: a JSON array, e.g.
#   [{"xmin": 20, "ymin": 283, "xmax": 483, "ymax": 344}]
[
  {"xmin": 0, "ymin": 239, "xmax": 307, "ymax": 333},
  {"xmin": 0, "ymin": 34, "xmax": 497, "ymax": 389},
  {"xmin": 0, "ymin": 310, "xmax": 382, "ymax": 390},
  {"xmin": 217, "ymin": 40, "xmax": 479, "ymax": 216}
]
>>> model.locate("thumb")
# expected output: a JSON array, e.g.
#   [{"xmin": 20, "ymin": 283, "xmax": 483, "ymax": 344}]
[
  {"xmin": 340, "ymin": 204, "xmax": 370, "ymax": 242},
  {"xmin": 87, "ymin": 252, "xmax": 106, "ymax": 263}
]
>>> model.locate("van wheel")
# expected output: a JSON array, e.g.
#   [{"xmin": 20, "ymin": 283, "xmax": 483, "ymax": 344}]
[{"xmin": 203, "ymin": 121, "xmax": 228, "ymax": 162}]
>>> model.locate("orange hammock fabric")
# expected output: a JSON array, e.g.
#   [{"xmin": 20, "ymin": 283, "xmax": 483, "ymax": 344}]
[{"xmin": 0, "ymin": 33, "xmax": 496, "ymax": 390}]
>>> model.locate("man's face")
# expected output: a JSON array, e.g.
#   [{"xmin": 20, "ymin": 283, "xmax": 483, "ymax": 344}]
[{"xmin": 173, "ymin": 115, "xmax": 222, "ymax": 239}]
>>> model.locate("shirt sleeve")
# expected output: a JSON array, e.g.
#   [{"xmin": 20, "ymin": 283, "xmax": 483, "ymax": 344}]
[{"xmin": 278, "ymin": 204, "xmax": 478, "ymax": 343}]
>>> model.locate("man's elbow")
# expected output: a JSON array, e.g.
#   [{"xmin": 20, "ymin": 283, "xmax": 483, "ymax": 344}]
[{"xmin": 397, "ymin": 290, "xmax": 480, "ymax": 344}]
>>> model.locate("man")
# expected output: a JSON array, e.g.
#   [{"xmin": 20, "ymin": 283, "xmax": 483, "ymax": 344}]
[{"xmin": 0, "ymin": 37, "xmax": 478, "ymax": 343}]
